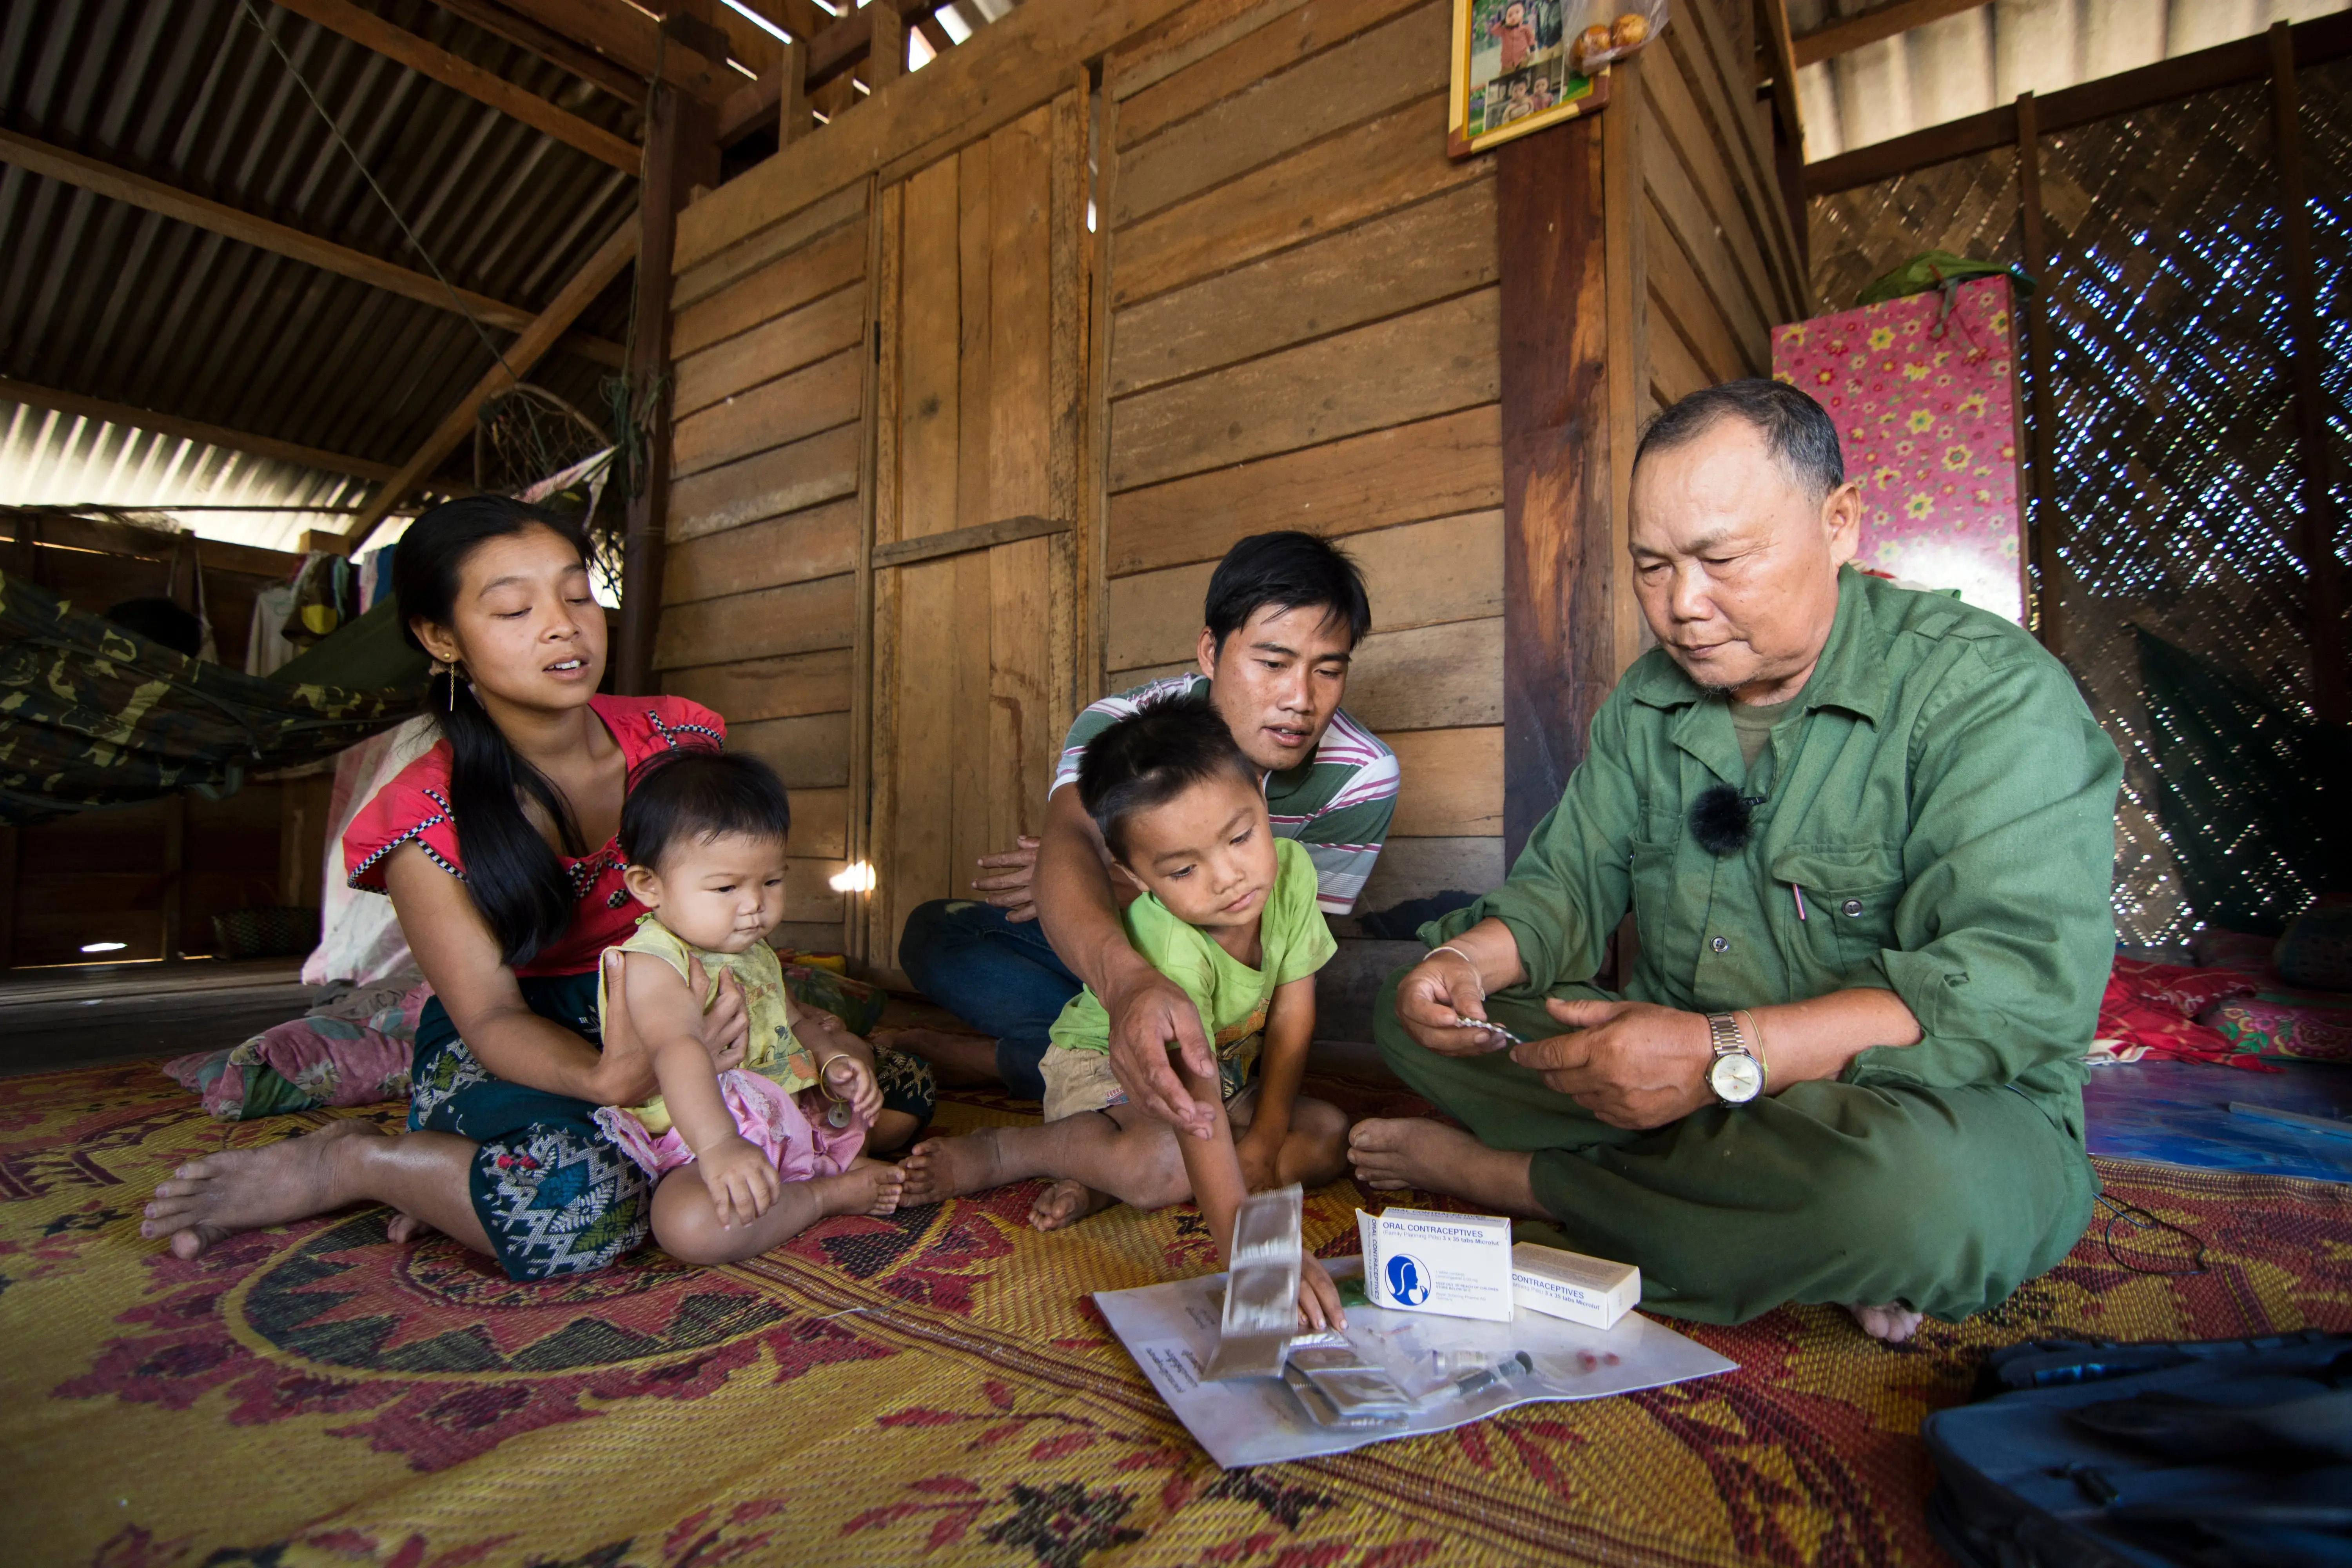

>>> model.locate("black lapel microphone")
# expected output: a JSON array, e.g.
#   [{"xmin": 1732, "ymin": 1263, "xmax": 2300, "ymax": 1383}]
[{"xmin": 1689, "ymin": 782, "xmax": 1766, "ymax": 856}]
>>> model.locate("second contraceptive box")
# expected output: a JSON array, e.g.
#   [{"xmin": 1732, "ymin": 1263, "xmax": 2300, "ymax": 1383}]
[
  {"xmin": 1354, "ymin": 1207, "xmax": 1514, "ymax": 1322},
  {"xmin": 1510, "ymin": 1242, "xmax": 1641, "ymax": 1330}
]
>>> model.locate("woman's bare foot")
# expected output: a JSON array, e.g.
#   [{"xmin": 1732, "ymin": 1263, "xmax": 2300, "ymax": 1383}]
[
  {"xmin": 1028, "ymin": 1178, "xmax": 1115, "ymax": 1232},
  {"xmin": 1347, "ymin": 1118, "xmax": 1544, "ymax": 1216},
  {"xmin": 1847, "ymin": 1302, "xmax": 1925, "ymax": 1342},
  {"xmin": 140, "ymin": 1118, "xmax": 383, "ymax": 1259},
  {"xmin": 898, "ymin": 1130, "xmax": 1007, "ymax": 1206},
  {"xmin": 816, "ymin": 1156, "xmax": 906, "ymax": 1218}
]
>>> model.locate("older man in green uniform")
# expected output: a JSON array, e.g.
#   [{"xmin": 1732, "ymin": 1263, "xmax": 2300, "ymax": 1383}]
[{"xmin": 1348, "ymin": 379, "xmax": 2120, "ymax": 1342}]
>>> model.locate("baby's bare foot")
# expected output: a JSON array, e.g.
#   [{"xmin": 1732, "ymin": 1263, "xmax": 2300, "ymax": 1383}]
[
  {"xmin": 140, "ymin": 1118, "xmax": 381, "ymax": 1259},
  {"xmin": 820, "ymin": 1156, "xmax": 906, "ymax": 1218},
  {"xmin": 385, "ymin": 1210, "xmax": 440, "ymax": 1244},
  {"xmin": 1028, "ymin": 1178, "xmax": 1114, "ymax": 1232},
  {"xmin": 898, "ymin": 1129, "xmax": 1008, "ymax": 1206},
  {"xmin": 1847, "ymin": 1302, "xmax": 1926, "ymax": 1342}
]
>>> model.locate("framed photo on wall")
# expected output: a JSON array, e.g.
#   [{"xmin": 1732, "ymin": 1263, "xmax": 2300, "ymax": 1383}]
[{"xmin": 1449, "ymin": 2, "xmax": 1664, "ymax": 158}]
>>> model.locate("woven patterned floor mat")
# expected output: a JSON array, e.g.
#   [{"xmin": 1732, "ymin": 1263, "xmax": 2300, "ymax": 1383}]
[{"xmin": 4, "ymin": 1061, "xmax": 2347, "ymax": 1566}]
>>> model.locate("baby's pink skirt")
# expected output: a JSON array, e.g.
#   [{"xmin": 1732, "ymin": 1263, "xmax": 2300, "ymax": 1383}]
[{"xmin": 594, "ymin": 1069, "xmax": 867, "ymax": 1181}]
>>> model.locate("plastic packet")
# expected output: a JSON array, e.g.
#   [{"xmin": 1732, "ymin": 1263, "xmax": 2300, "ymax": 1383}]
[
  {"xmin": 1571, "ymin": 0, "xmax": 1668, "ymax": 76},
  {"xmin": 1201, "ymin": 1184, "xmax": 1303, "ymax": 1381},
  {"xmin": 1282, "ymin": 1343, "xmax": 1415, "ymax": 1428}
]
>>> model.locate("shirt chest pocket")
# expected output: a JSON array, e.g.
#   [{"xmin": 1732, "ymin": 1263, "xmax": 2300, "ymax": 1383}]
[
  {"xmin": 1769, "ymin": 843, "xmax": 1906, "ymax": 977},
  {"xmin": 1628, "ymin": 840, "xmax": 1699, "ymax": 978}
]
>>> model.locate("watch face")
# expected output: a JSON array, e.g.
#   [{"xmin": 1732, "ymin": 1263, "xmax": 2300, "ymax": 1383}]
[{"xmin": 1710, "ymin": 1053, "xmax": 1764, "ymax": 1103}]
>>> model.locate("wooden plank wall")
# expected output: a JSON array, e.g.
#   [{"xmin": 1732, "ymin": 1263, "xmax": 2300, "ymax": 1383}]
[
  {"xmin": 655, "ymin": 184, "xmax": 873, "ymax": 954},
  {"xmin": 1611, "ymin": 3, "xmax": 1808, "ymax": 552},
  {"xmin": 6, "ymin": 779, "xmax": 330, "ymax": 967},
  {"xmin": 1098, "ymin": 0, "xmax": 1510, "ymax": 933}
]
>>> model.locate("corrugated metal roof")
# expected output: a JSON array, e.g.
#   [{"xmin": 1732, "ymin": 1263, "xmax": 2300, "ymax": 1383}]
[
  {"xmin": 1793, "ymin": 0, "xmax": 2350, "ymax": 162},
  {"xmin": 0, "ymin": 0, "xmax": 644, "ymax": 550}
]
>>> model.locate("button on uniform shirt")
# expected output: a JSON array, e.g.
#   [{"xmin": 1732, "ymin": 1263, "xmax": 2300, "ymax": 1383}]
[
  {"xmin": 1425, "ymin": 568, "xmax": 2123, "ymax": 1125},
  {"xmin": 1053, "ymin": 674, "xmax": 1398, "ymax": 915}
]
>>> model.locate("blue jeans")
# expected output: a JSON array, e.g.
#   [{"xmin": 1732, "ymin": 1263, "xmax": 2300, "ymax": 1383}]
[{"xmin": 897, "ymin": 898, "xmax": 1081, "ymax": 1101}]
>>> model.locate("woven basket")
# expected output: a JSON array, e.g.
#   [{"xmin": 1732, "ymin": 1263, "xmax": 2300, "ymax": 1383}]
[{"xmin": 210, "ymin": 906, "xmax": 320, "ymax": 962}]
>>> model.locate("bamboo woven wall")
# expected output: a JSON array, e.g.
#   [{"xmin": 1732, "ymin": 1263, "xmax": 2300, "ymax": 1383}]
[{"xmin": 1809, "ymin": 61, "xmax": 2350, "ymax": 946}]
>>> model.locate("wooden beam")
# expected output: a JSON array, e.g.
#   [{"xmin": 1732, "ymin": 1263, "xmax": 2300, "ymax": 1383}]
[
  {"xmin": 0, "ymin": 127, "xmax": 625, "ymax": 367},
  {"xmin": 1806, "ymin": 9, "xmax": 2352, "ymax": 194},
  {"xmin": 781, "ymin": 36, "xmax": 813, "ymax": 144},
  {"xmin": 495, "ymin": 0, "xmax": 740, "ymax": 103},
  {"xmin": 1792, "ymin": 0, "xmax": 1987, "ymax": 68},
  {"xmin": 0, "ymin": 511, "xmax": 306, "ymax": 581},
  {"xmin": 719, "ymin": 57, "xmax": 789, "ymax": 145},
  {"xmin": 871, "ymin": 514, "xmax": 1068, "ymax": 569},
  {"xmin": 2013, "ymin": 93, "xmax": 2065, "ymax": 661},
  {"xmin": 0, "ymin": 374, "xmax": 397, "ymax": 483},
  {"xmin": 617, "ymin": 88, "xmax": 719, "ymax": 696},
  {"xmin": 1497, "ymin": 116, "xmax": 1613, "ymax": 864},
  {"xmin": 2269, "ymin": 24, "xmax": 2346, "ymax": 726},
  {"xmin": 866, "ymin": 2, "xmax": 905, "ymax": 90},
  {"xmin": 158, "ymin": 793, "xmax": 186, "ymax": 963},
  {"xmin": 805, "ymin": 9, "xmax": 875, "ymax": 90},
  {"xmin": 270, "ymin": 0, "xmax": 641, "ymax": 172},
  {"xmin": 1759, "ymin": 0, "xmax": 1806, "ymax": 151},
  {"xmin": 341, "ymin": 218, "xmax": 641, "ymax": 551},
  {"xmin": 426, "ymin": 0, "xmax": 650, "ymax": 103},
  {"xmin": 0, "ymin": 827, "xmax": 16, "ymax": 971}
]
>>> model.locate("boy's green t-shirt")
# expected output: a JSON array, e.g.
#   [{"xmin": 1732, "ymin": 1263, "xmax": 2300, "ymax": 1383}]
[{"xmin": 1049, "ymin": 836, "xmax": 1336, "ymax": 1060}]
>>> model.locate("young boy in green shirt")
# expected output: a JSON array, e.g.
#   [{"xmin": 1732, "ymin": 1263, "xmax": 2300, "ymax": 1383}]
[{"xmin": 901, "ymin": 696, "xmax": 1351, "ymax": 1330}]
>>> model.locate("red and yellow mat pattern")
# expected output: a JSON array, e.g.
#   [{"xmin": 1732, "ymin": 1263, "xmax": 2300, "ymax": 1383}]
[{"xmin": 4, "ymin": 1061, "xmax": 2347, "ymax": 1567}]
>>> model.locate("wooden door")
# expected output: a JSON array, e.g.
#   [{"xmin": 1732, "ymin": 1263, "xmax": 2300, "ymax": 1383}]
[{"xmin": 860, "ymin": 86, "xmax": 1091, "ymax": 978}]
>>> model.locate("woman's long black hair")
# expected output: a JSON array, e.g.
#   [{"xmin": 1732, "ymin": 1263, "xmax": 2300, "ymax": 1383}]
[{"xmin": 393, "ymin": 497, "xmax": 596, "ymax": 968}]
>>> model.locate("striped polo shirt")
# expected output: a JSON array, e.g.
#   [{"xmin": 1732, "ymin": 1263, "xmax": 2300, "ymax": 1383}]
[{"xmin": 1051, "ymin": 674, "xmax": 1397, "ymax": 915}]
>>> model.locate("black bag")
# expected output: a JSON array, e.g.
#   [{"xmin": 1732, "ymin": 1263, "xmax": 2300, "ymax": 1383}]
[{"xmin": 1922, "ymin": 1330, "xmax": 2352, "ymax": 1568}]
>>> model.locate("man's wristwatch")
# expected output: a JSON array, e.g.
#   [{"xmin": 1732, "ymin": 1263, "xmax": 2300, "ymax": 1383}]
[{"xmin": 1704, "ymin": 1012, "xmax": 1766, "ymax": 1105}]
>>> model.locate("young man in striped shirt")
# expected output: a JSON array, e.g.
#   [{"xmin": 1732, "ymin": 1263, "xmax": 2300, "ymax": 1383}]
[{"xmin": 892, "ymin": 532, "xmax": 1398, "ymax": 1132}]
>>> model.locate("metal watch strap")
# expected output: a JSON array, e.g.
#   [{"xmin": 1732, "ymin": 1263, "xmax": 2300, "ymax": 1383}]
[{"xmin": 1705, "ymin": 1012, "xmax": 1745, "ymax": 1060}]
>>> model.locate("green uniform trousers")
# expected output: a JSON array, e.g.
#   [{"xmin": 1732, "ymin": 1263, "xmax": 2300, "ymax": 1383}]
[{"xmin": 1374, "ymin": 971, "xmax": 2100, "ymax": 1325}]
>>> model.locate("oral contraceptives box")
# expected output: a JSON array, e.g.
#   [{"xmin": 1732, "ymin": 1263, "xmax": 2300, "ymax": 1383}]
[
  {"xmin": 1354, "ymin": 1207, "xmax": 1514, "ymax": 1322},
  {"xmin": 1510, "ymin": 1242, "xmax": 1641, "ymax": 1329}
]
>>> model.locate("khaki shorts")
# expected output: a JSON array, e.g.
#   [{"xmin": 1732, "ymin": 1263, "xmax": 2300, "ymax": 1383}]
[{"xmin": 1038, "ymin": 1036, "xmax": 1261, "ymax": 1124}]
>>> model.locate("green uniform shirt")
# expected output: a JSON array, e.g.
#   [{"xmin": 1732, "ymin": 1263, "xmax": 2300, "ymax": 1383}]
[
  {"xmin": 1050, "ymin": 836, "xmax": 1336, "ymax": 1078},
  {"xmin": 1425, "ymin": 568, "xmax": 2122, "ymax": 1124}
]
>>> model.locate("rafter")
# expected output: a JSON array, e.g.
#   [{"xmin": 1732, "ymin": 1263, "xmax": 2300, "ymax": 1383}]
[
  {"xmin": 341, "ymin": 218, "xmax": 642, "ymax": 550},
  {"xmin": 0, "ymin": 128, "xmax": 625, "ymax": 368},
  {"xmin": 0, "ymin": 375, "xmax": 399, "ymax": 484},
  {"xmin": 270, "ymin": 0, "xmax": 641, "ymax": 172},
  {"xmin": 494, "ymin": 0, "xmax": 741, "ymax": 103},
  {"xmin": 1792, "ymin": 0, "xmax": 1989, "ymax": 68},
  {"xmin": 426, "ymin": 0, "xmax": 648, "ymax": 103}
]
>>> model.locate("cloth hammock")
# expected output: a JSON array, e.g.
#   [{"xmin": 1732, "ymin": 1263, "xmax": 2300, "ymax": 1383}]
[{"xmin": 0, "ymin": 567, "xmax": 416, "ymax": 827}]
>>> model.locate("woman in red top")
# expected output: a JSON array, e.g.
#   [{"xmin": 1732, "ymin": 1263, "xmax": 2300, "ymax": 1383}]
[{"xmin": 142, "ymin": 499, "xmax": 931, "ymax": 1279}]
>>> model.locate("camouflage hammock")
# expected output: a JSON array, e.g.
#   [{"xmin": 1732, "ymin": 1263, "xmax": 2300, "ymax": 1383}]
[{"xmin": 0, "ymin": 567, "xmax": 416, "ymax": 827}]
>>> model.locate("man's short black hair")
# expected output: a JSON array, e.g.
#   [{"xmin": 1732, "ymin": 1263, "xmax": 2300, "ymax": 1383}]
[
  {"xmin": 1203, "ymin": 530, "xmax": 1372, "ymax": 653},
  {"xmin": 1078, "ymin": 695, "xmax": 1258, "ymax": 864},
  {"xmin": 1634, "ymin": 378, "xmax": 1846, "ymax": 503},
  {"xmin": 619, "ymin": 749, "xmax": 792, "ymax": 871}
]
